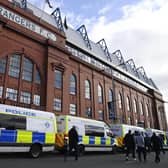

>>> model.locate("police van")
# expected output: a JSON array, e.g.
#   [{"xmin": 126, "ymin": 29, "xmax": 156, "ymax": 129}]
[
  {"xmin": 145, "ymin": 128, "xmax": 167, "ymax": 148},
  {"xmin": 0, "ymin": 104, "xmax": 57, "ymax": 158},
  {"xmin": 111, "ymin": 124, "xmax": 145, "ymax": 149},
  {"xmin": 56, "ymin": 115, "xmax": 117, "ymax": 154}
]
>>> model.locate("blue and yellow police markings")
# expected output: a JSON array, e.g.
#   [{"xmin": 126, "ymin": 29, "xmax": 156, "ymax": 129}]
[
  {"xmin": 0, "ymin": 130, "xmax": 17, "ymax": 143},
  {"xmin": 78, "ymin": 135, "xmax": 115, "ymax": 146},
  {"xmin": 0, "ymin": 129, "xmax": 55, "ymax": 144}
]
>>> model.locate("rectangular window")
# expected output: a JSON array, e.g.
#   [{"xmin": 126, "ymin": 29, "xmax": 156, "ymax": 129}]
[
  {"xmin": 69, "ymin": 104, "xmax": 76, "ymax": 115},
  {"xmin": 6, "ymin": 88, "xmax": 18, "ymax": 101},
  {"xmin": 9, "ymin": 54, "xmax": 21, "ymax": 78},
  {"xmin": 85, "ymin": 125, "xmax": 104, "ymax": 137},
  {"xmin": 98, "ymin": 110, "xmax": 103, "ymax": 121},
  {"xmin": 33, "ymin": 95, "xmax": 40, "ymax": 106},
  {"xmin": 128, "ymin": 117, "xmax": 131, "ymax": 125},
  {"xmin": 0, "ymin": 58, "xmax": 6, "ymax": 74},
  {"xmin": 85, "ymin": 107, "xmax": 92, "ymax": 118},
  {"xmin": 0, "ymin": 86, "xmax": 3, "ymax": 98},
  {"xmin": 54, "ymin": 70, "xmax": 62, "ymax": 89},
  {"xmin": 53, "ymin": 98, "xmax": 62, "ymax": 111},
  {"xmin": 20, "ymin": 91, "xmax": 31, "ymax": 104},
  {"xmin": 0, "ymin": 113, "xmax": 26, "ymax": 130}
]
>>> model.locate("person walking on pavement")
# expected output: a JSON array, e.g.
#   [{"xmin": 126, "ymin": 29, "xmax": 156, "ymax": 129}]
[
  {"xmin": 68, "ymin": 126, "xmax": 79, "ymax": 161},
  {"xmin": 144, "ymin": 133, "xmax": 152, "ymax": 153},
  {"xmin": 135, "ymin": 131, "xmax": 146, "ymax": 162},
  {"xmin": 151, "ymin": 132, "xmax": 161, "ymax": 163},
  {"xmin": 63, "ymin": 135, "xmax": 68, "ymax": 162},
  {"xmin": 123, "ymin": 130, "xmax": 136, "ymax": 161},
  {"xmin": 159, "ymin": 134, "xmax": 165, "ymax": 154}
]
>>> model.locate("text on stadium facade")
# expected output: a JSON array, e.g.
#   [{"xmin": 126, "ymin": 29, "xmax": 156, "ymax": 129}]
[{"xmin": 0, "ymin": 6, "xmax": 56, "ymax": 41}]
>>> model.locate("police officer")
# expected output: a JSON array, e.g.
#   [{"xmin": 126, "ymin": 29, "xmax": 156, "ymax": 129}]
[{"xmin": 68, "ymin": 126, "xmax": 79, "ymax": 160}]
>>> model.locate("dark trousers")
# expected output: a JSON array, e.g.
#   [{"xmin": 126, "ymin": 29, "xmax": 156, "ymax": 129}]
[
  {"xmin": 69, "ymin": 144, "xmax": 79, "ymax": 160},
  {"xmin": 137, "ymin": 146, "xmax": 146, "ymax": 161},
  {"xmin": 126, "ymin": 147, "xmax": 136, "ymax": 158},
  {"xmin": 154, "ymin": 150, "xmax": 160, "ymax": 163}
]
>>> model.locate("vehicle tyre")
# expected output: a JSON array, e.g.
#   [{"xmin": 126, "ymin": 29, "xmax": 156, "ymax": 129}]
[
  {"xmin": 78, "ymin": 145, "xmax": 85, "ymax": 156},
  {"xmin": 30, "ymin": 144, "xmax": 41, "ymax": 158}
]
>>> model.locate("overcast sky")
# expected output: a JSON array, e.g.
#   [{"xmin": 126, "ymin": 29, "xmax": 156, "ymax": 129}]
[{"xmin": 28, "ymin": 0, "xmax": 168, "ymax": 120}]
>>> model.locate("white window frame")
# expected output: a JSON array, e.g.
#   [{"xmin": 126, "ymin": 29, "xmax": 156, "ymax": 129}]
[
  {"xmin": 6, "ymin": 88, "xmax": 18, "ymax": 101},
  {"xmin": 33, "ymin": 95, "xmax": 40, "ymax": 106},
  {"xmin": 20, "ymin": 91, "xmax": 31, "ymax": 104},
  {"xmin": 53, "ymin": 98, "xmax": 62, "ymax": 111},
  {"xmin": 69, "ymin": 104, "xmax": 76, "ymax": 115}
]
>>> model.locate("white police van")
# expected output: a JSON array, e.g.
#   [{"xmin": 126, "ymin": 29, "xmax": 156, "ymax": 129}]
[
  {"xmin": 56, "ymin": 115, "xmax": 117, "ymax": 154},
  {"xmin": 111, "ymin": 124, "xmax": 145, "ymax": 149},
  {"xmin": 0, "ymin": 104, "xmax": 57, "ymax": 158}
]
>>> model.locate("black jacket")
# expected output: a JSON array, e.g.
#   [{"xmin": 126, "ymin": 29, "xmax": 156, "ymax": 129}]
[
  {"xmin": 151, "ymin": 134, "xmax": 161, "ymax": 151},
  {"xmin": 68, "ymin": 127, "xmax": 79, "ymax": 147},
  {"xmin": 124, "ymin": 133, "xmax": 135, "ymax": 148}
]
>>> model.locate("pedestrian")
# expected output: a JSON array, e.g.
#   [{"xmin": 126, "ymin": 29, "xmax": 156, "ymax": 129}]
[
  {"xmin": 123, "ymin": 130, "xmax": 136, "ymax": 161},
  {"xmin": 144, "ymin": 133, "xmax": 152, "ymax": 153},
  {"xmin": 151, "ymin": 133, "xmax": 161, "ymax": 163},
  {"xmin": 159, "ymin": 134, "xmax": 165, "ymax": 154},
  {"xmin": 68, "ymin": 125, "xmax": 79, "ymax": 161},
  {"xmin": 135, "ymin": 131, "xmax": 146, "ymax": 162},
  {"xmin": 63, "ymin": 135, "xmax": 68, "ymax": 162}
]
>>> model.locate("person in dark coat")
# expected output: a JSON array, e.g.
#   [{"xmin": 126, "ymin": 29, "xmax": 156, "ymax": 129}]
[
  {"xmin": 151, "ymin": 133, "xmax": 161, "ymax": 163},
  {"xmin": 159, "ymin": 134, "xmax": 165, "ymax": 154},
  {"xmin": 68, "ymin": 126, "xmax": 79, "ymax": 160},
  {"xmin": 144, "ymin": 133, "xmax": 152, "ymax": 153},
  {"xmin": 123, "ymin": 130, "xmax": 136, "ymax": 161}
]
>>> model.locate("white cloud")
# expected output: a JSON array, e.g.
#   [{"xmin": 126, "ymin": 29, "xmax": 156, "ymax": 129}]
[
  {"xmin": 98, "ymin": 5, "xmax": 113, "ymax": 15},
  {"xmin": 86, "ymin": 0, "xmax": 168, "ymax": 119}
]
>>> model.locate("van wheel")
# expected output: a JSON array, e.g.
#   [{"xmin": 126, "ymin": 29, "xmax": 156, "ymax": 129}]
[
  {"xmin": 30, "ymin": 144, "xmax": 41, "ymax": 158},
  {"xmin": 79, "ymin": 145, "xmax": 85, "ymax": 155}
]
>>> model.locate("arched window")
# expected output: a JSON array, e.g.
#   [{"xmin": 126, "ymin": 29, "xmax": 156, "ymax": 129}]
[
  {"xmin": 0, "ymin": 53, "xmax": 42, "ymax": 105},
  {"xmin": 85, "ymin": 80, "xmax": 91, "ymax": 99},
  {"xmin": 128, "ymin": 117, "xmax": 131, "ymax": 124},
  {"xmin": 140, "ymin": 101, "xmax": 144, "ymax": 115},
  {"xmin": 126, "ymin": 96, "xmax": 130, "ymax": 111},
  {"xmin": 108, "ymin": 89, "xmax": 114, "ymax": 119},
  {"xmin": 54, "ymin": 70, "xmax": 63, "ymax": 89},
  {"xmin": 98, "ymin": 84, "xmax": 103, "ymax": 103},
  {"xmin": 70, "ymin": 74, "xmax": 76, "ymax": 95},
  {"xmin": 145, "ymin": 103, "xmax": 149, "ymax": 117},
  {"xmin": 133, "ymin": 98, "xmax": 137, "ymax": 113},
  {"xmin": 22, "ymin": 57, "xmax": 33, "ymax": 82},
  {"xmin": 35, "ymin": 68, "xmax": 41, "ymax": 84},
  {"xmin": 118, "ymin": 92, "xmax": 122, "ymax": 109},
  {"xmin": 8, "ymin": 54, "xmax": 21, "ymax": 78},
  {"xmin": 108, "ymin": 89, "xmax": 113, "ymax": 102},
  {"xmin": 85, "ymin": 107, "xmax": 92, "ymax": 118},
  {"xmin": 135, "ymin": 119, "xmax": 138, "ymax": 126}
]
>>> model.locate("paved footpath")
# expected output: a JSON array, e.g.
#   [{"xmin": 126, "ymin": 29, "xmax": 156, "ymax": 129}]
[{"xmin": 0, "ymin": 151, "xmax": 168, "ymax": 168}]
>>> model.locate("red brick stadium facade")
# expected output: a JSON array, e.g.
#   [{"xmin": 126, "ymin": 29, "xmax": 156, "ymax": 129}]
[{"xmin": 0, "ymin": 1, "xmax": 167, "ymax": 130}]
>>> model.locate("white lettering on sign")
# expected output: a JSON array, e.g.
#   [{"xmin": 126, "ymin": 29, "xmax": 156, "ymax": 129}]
[{"xmin": 0, "ymin": 5, "xmax": 56, "ymax": 41}]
